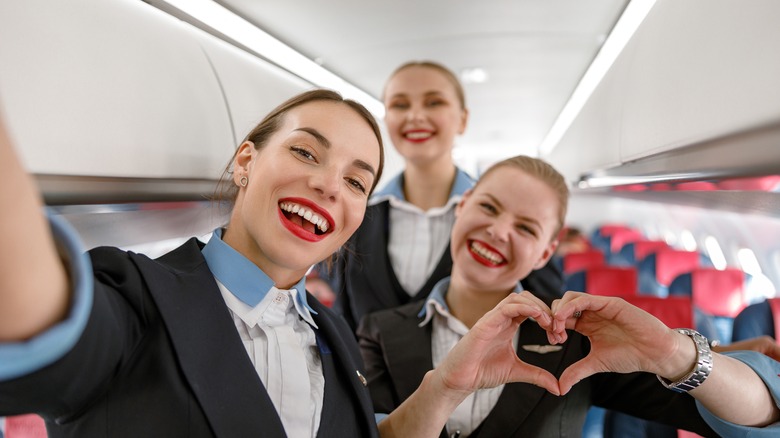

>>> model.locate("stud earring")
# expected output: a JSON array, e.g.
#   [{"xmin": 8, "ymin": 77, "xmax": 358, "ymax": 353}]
[{"xmin": 239, "ymin": 176, "xmax": 248, "ymax": 187}]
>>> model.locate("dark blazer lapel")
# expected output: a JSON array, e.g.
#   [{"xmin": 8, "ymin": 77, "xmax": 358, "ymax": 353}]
[
  {"xmin": 357, "ymin": 202, "xmax": 406, "ymax": 308},
  {"xmin": 131, "ymin": 239, "xmax": 286, "ymax": 437},
  {"xmin": 382, "ymin": 304, "xmax": 434, "ymax": 400},
  {"xmin": 476, "ymin": 319, "xmax": 568, "ymax": 436},
  {"xmin": 414, "ymin": 242, "xmax": 453, "ymax": 298},
  {"xmin": 309, "ymin": 300, "xmax": 378, "ymax": 438}
]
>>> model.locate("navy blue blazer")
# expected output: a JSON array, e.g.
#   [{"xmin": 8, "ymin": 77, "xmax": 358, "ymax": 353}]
[
  {"xmin": 0, "ymin": 239, "xmax": 377, "ymax": 438},
  {"xmin": 324, "ymin": 200, "xmax": 565, "ymax": 332}
]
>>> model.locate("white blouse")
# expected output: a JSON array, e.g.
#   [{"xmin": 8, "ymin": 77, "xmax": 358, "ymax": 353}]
[{"xmin": 217, "ymin": 280, "xmax": 324, "ymax": 438}]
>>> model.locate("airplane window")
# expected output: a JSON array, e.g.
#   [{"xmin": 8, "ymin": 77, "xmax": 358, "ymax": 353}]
[
  {"xmin": 680, "ymin": 230, "xmax": 697, "ymax": 251},
  {"xmin": 746, "ymin": 274, "xmax": 777, "ymax": 302},
  {"xmin": 737, "ymin": 247, "xmax": 777, "ymax": 301},
  {"xmin": 704, "ymin": 236, "xmax": 726, "ymax": 270},
  {"xmin": 662, "ymin": 230, "xmax": 678, "ymax": 246},
  {"xmin": 737, "ymin": 248, "xmax": 762, "ymax": 275}
]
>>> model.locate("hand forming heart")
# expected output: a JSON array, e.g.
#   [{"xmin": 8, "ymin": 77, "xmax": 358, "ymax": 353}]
[{"xmin": 436, "ymin": 291, "xmax": 689, "ymax": 397}]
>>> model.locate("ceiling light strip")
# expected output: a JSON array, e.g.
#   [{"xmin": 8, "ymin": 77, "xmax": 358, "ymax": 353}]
[
  {"xmin": 159, "ymin": 0, "xmax": 384, "ymax": 117},
  {"xmin": 538, "ymin": 0, "xmax": 657, "ymax": 156}
]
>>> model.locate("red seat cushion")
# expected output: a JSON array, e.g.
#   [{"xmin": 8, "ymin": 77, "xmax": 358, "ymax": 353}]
[
  {"xmin": 768, "ymin": 298, "xmax": 780, "ymax": 344},
  {"xmin": 625, "ymin": 296, "xmax": 693, "ymax": 328},
  {"xmin": 655, "ymin": 250, "xmax": 700, "ymax": 286},
  {"xmin": 691, "ymin": 269, "xmax": 747, "ymax": 317},
  {"xmin": 563, "ymin": 249, "xmax": 605, "ymax": 274},
  {"xmin": 609, "ymin": 229, "xmax": 644, "ymax": 254},
  {"xmin": 586, "ymin": 267, "xmax": 637, "ymax": 298},
  {"xmin": 633, "ymin": 240, "xmax": 669, "ymax": 262}
]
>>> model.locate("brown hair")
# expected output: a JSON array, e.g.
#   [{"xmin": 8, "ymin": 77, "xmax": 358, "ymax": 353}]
[
  {"xmin": 477, "ymin": 155, "xmax": 569, "ymax": 239},
  {"xmin": 384, "ymin": 61, "xmax": 467, "ymax": 109},
  {"xmin": 214, "ymin": 89, "xmax": 385, "ymax": 207}
]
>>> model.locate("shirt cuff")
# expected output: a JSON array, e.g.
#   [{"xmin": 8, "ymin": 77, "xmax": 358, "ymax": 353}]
[
  {"xmin": 695, "ymin": 350, "xmax": 780, "ymax": 437},
  {"xmin": 0, "ymin": 212, "xmax": 93, "ymax": 380}
]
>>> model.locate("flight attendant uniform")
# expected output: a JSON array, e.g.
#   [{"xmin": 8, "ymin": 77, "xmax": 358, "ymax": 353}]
[
  {"xmin": 320, "ymin": 168, "xmax": 564, "ymax": 332},
  {"xmin": 358, "ymin": 277, "xmax": 780, "ymax": 438},
  {"xmin": 0, "ymin": 216, "xmax": 377, "ymax": 438}
]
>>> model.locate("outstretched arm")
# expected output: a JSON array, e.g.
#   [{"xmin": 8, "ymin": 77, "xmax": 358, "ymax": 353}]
[
  {"xmin": 713, "ymin": 335, "xmax": 780, "ymax": 362},
  {"xmin": 0, "ymin": 113, "xmax": 69, "ymax": 341},
  {"xmin": 379, "ymin": 292, "xmax": 560, "ymax": 438},
  {"xmin": 551, "ymin": 292, "xmax": 780, "ymax": 428}
]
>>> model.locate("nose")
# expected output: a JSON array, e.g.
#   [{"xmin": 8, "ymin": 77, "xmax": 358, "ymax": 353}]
[
  {"xmin": 486, "ymin": 217, "xmax": 512, "ymax": 243},
  {"xmin": 310, "ymin": 167, "xmax": 340, "ymax": 202},
  {"xmin": 405, "ymin": 103, "xmax": 426, "ymax": 122}
]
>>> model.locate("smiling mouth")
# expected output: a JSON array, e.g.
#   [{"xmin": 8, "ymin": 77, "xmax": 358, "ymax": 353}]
[
  {"xmin": 469, "ymin": 240, "xmax": 507, "ymax": 266},
  {"xmin": 404, "ymin": 131, "xmax": 433, "ymax": 141},
  {"xmin": 279, "ymin": 201, "xmax": 331, "ymax": 235}
]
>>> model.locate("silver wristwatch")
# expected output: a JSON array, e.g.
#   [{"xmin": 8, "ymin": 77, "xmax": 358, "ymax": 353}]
[{"xmin": 657, "ymin": 328, "xmax": 713, "ymax": 393}]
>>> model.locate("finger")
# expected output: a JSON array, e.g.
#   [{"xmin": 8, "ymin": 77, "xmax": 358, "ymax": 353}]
[
  {"xmin": 551, "ymin": 292, "xmax": 588, "ymax": 334},
  {"xmin": 519, "ymin": 290, "xmax": 553, "ymax": 314},
  {"xmin": 508, "ymin": 362, "xmax": 561, "ymax": 396},
  {"xmin": 767, "ymin": 344, "xmax": 780, "ymax": 362},
  {"xmin": 558, "ymin": 356, "xmax": 601, "ymax": 395},
  {"xmin": 499, "ymin": 296, "xmax": 554, "ymax": 327},
  {"xmin": 518, "ymin": 291, "xmax": 554, "ymax": 327}
]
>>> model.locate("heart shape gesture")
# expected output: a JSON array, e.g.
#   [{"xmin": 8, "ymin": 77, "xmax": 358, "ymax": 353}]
[
  {"xmin": 436, "ymin": 291, "xmax": 688, "ymax": 397},
  {"xmin": 550, "ymin": 292, "xmax": 687, "ymax": 395}
]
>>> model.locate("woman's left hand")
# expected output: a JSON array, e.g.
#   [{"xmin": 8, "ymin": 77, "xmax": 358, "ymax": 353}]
[
  {"xmin": 435, "ymin": 291, "xmax": 562, "ymax": 397},
  {"xmin": 549, "ymin": 292, "xmax": 688, "ymax": 395}
]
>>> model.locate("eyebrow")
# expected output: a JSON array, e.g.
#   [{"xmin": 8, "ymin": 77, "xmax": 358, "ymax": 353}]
[
  {"xmin": 388, "ymin": 91, "xmax": 445, "ymax": 100},
  {"xmin": 294, "ymin": 127, "xmax": 377, "ymax": 178},
  {"xmin": 484, "ymin": 193, "xmax": 542, "ymax": 228}
]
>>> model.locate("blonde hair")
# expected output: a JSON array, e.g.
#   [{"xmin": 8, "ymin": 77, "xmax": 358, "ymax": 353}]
[
  {"xmin": 384, "ymin": 61, "xmax": 466, "ymax": 109},
  {"xmin": 477, "ymin": 156, "xmax": 569, "ymax": 238}
]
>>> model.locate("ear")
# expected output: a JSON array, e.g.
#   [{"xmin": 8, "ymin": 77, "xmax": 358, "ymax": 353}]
[
  {"xmin": 232, "ymin": 141, "xmax": 255, "ymax": 186},
  {"xmin": 533, "ymin": 238, "xmax": 559, "ymax": 270},
  {"xmin": 457, "ymin": 108, "xmax": 469, "ymax": 135},
  {"xmin": 455, "ymin": 188, "xmax": 473, "ymax": 217}
]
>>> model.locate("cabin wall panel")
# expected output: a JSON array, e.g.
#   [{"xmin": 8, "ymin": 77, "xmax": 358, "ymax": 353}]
[
  {"xmin": 195, "ymin": 33, "xmax": 310, "ymax": 148},
  {"xmin": 548, "ymin": 0, "xmax": 780, "ymax": 184},
  {"xmin": 0, "ymin": 0, "xmax": 228, "ymax": 179},
  {"xmin": 618, "ymin": 0, "xmax": 780, "ymax": 161},
  {"xmin": 0, "ymin": 0, "xmax": 313, "ymax": 185}
]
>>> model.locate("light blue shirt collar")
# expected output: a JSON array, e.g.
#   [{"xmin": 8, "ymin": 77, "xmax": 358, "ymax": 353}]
[
  {"xmin": 372, "ymin": 167, "xmax": 475, "ymax": 202},
  {"xmin": 201, "ymin": 229, "xmax": 314, "ymax": 313},
  {"xmin": 418, "ymin": 277, "xmax": 524, "ymax": 324}
]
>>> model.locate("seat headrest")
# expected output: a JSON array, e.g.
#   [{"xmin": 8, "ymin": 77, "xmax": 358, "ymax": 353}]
[{"xmin": 691, "ymin": 268, "xmax": 747, "ymax": 317}]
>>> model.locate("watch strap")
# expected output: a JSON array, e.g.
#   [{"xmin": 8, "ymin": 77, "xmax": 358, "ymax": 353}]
[{"xmin": 657, "ymin": 328, "xmax": 713, "ymax": 393}]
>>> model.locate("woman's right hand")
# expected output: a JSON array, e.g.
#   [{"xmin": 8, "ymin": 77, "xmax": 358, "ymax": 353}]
[{"xmin": 435, "ymin": 291, "xmax": 561, "ymax": 397}]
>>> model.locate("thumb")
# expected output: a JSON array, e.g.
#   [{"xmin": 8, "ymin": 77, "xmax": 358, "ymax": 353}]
[
  {"xmin": 508, "ymin": 363, "xmax": 561, "ymax": 396},
  {"xmin": 558, "ymin": 357, "xmax": 600, "ymax": 395}
]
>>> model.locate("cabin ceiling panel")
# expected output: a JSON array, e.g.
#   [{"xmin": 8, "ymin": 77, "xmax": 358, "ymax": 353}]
[{"xmin": 218, "ymin": 0, "xmax": 628, "ymax": 165}]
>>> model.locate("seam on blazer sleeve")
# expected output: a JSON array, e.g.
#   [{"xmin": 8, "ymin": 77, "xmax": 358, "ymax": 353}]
[{"xmin": 0, "ymin": 211, "xmax": 93, "ymax": 381}]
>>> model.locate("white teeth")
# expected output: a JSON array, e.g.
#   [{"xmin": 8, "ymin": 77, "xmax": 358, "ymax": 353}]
[
  {"xmin": 279, "ymin": 202, "xmax": 331, "ymax": 233},
  {"xmin": 471, "ymin": 241, "xmax": 503, "ymax": 264},
  {"xmin": 405, "ymin": 131, "xmax": 432, "ymax": 139}
]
